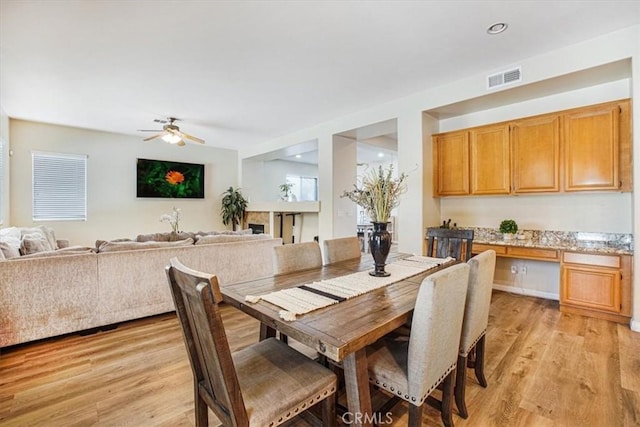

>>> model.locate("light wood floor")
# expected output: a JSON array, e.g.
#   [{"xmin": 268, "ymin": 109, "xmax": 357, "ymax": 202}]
[{"xmin": 1, "ymin": 291, "xmax": 639, "ymax": 426}]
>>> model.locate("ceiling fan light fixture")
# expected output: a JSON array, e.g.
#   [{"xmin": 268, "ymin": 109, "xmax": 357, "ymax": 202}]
[{"xmin": 162, "ymin": 133, "xmax": 182, "ymax": 144}]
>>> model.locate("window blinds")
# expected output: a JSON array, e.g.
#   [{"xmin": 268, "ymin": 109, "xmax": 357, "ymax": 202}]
[{"xmin": 32, "ymin": 151, "xmax": 87, "ymax": 221}]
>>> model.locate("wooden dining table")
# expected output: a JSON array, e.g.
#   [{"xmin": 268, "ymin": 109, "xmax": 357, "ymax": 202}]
[{"xmin": 221, "ymin": 252, "xmax": 456, "ymax": 427}]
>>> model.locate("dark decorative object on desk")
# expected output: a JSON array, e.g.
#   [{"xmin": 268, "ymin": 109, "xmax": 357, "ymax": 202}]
[{"xmin": 342, "ymin": 164, "xmax": 408, "ymax": 277}]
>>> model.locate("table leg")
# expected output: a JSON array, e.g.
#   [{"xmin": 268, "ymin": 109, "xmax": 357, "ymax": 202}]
[
  {"xmin": 259, "ymin": 323, "xmax": 276, "ymax": 341},
  {"xmin": 342, "ymin": 349, "xmax": 373, "ymax": 427}
]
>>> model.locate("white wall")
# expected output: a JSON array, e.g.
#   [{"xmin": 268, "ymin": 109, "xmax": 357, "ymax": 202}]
[
  {"xmin": 9, "ymin": 119, "xmax": 239, "ymax": 247},
  {"xmin": 0, "ymin": 107, "xmax": 9, "ymax": 226}
]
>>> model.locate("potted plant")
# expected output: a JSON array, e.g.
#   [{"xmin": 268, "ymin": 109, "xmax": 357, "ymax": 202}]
[
  {"xmin": 342, "ymin": 164, "xmax": 408, "ymax": 276},
  {"xmin": 220, "ymin": 187, "xmax": 248, "ymax": 231},
  {"xmin": 499, "ymin": 219, "xmax": 518, "ymax": 240},
  {"xmin": 279, "ymin": 182, "xmax": 295, "ymax": 201}
]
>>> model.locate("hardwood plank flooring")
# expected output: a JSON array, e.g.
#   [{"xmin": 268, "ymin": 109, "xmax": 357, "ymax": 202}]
[{"xmin": 1, "ymin": 291, "xmax": 638, "ymax": 426}]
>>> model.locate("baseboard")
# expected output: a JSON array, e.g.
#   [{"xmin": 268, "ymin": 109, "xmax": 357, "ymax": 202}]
[
  {"xmin": 631, "ymin": 319, "xmax": 640, "ymax": 332},
  {"xmin": 492, "ymin": 283, "xmax": 559, "ymax": 301}
]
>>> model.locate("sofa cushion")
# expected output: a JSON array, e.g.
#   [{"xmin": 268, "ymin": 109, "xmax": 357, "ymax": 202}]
[
  {"xmin": 95, "ymin": 238, "xmax": 132, "ymax": 251},
  {"xmin": 20, "ymin": 233, "xmax": 55, "ymax": 255},
  {"xmin": 97, "ymin": 238, "xmax": 194, "ymax": 252},
  {"xmin": 136, "ymin": 231, "xmax": 196, "ymax": 242},
  {"xmin": 195, "ymin": 234, "xmax": 270, "ymax": 245},
  {"xmin": 18, "ymin": 246, "xmax": 96, "ymax": 259}
]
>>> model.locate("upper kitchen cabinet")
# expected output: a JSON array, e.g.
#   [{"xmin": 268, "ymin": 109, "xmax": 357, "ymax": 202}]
[
  {"xmin": 469, "ymin": 124, "xmax": 510, "ymax": 195},
  {"xmin": 431, "ymin": 99, "xmax": 631, "ymax": 197},
  {"xmin": 511, "ymin": 114, "xmax": 560, "ymax": 193},
  {"xmin": 432, "ymin": 130, "xmax": 469, "ymax": 196},
  {"xmin": 563, "ymin": 99, "xmax": 631, "ymax": 192}
]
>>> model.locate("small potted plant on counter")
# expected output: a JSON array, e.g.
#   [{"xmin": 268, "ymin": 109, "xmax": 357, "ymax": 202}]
[{"xmin": 499, "ymin": 219, "xmax": 518, "ymax": 240}]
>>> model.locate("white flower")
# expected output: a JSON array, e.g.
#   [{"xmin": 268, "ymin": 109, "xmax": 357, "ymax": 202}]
[{"xmin": 160, "ymin": 207, "xmax": 181, "ymax": 232}]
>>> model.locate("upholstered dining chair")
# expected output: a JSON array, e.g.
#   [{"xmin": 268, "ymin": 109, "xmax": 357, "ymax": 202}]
[
  {"xmin": 323, "ymin": 236, "xmax": 362, "ymax": 265},
  {"xmin": 426, "ymin": 228, "xmax": 475, "ymax": 261},
  {"xmin": 273, "ymin": 241, "xmax": 323, "ymax": 275},
  {"xmin": 455, "ymin": 249, "xmax": 496, "ymax": 419},
  {"xmin": 166, "ymin": 258, "xmax": 337, "ymax": 427},
  {"xmin": 366, "ymin": 263, "xmax": 470, "ymax": 427}
]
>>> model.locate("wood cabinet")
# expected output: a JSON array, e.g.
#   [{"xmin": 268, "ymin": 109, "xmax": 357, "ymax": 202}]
[
  {"xmin": 470, "ymin": 124, "xmax": 511, "ymax": 195},
  {"xmin": 432, "ymin": 131, "xmax": 469, "ymax": 195},
  {"xmin": 432, "ymin": 99, "xmax": 631, "ymax": 197},
  {"xmin": 564, "ymin": 103, "xmax": 620, "ymax": 191},
  {"xmin": 472, "ymin": 243, "xmax": 559, "ymax": 261},
  {"xmin": 511, "ymin": 114, "xmax": 560, "ymax": 193},
  {"xmin": 560, "ymin": 252, "xmax": 631, "ymax": 324}
]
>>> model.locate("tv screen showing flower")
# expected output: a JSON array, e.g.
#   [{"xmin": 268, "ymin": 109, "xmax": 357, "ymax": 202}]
[{"xmin": 136, "ymin": 158, "xmax": 205, "ymax": 199}]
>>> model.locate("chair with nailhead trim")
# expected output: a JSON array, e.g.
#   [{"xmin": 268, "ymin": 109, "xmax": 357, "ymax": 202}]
[
  {"xmin": 365, "ymin": 263, "xmax": 470, "ymax": 427},
  {"xmin": 166, "ymin": 257, "xmax": 337, "ymax": 427},
  {"xmin": 455, "ymin": 249, "xmax": 496, "ymax": 419}
]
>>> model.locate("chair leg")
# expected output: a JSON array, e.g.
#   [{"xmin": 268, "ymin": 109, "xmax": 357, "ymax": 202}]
[
  {"xmin": 194, "ymin": 383, "xmax": 208, "ymax": 427},
  {"xmin": 441, "ymin": 370, "xmax": 455, "ymax": 427},
  {"xmin": 408, "ymin": 402, "xmax": 424, "ymax": 427},
  {"xmin": 454, "ymin": 355, "xmax": 469, "ymax": 419},
  {"xmin": 474, "ymin": 335, "xmax": 487, "ymax": 387},
  {"xmin": 322, "ymin": 394, "xmax": 336, "ymax": 427}
]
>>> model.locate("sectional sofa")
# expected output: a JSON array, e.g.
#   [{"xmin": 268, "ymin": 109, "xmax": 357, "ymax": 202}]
[{"xmin": 0, "ymin": 231, "xmax": 282, "ymax": 347}]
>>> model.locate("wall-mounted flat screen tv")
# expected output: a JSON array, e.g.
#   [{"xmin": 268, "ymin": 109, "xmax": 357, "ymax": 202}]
[{"xmin": 137, "ymin": 158, "xmax": 205, "ymax": 199}]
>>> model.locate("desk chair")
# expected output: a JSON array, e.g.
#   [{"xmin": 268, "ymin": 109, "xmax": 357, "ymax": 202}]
[
  {"xmin": 166, "ymin": 258, "xmax": 337, "ymax": 427},
  {"xmin": 426, "ymin": 228, "xmax": 475, "ymax": 261},
  {"xmin": 455, "ymin": 249, "xmax": 496, "ymax": 418},
  {"xmin": 323, "ymin": 236, "xmax": 362, "ymax": 265},
  {"xmin": 366, "ymin": 263, "xmax": 470, "ymax": 427}
]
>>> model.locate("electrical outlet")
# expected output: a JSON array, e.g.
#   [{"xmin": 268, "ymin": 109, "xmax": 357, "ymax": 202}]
[
  {"xmin": 510, "ymin": 266, "xmax": 517, "ymax": 274},
  {"xmin": 521, "ymin": 266, "xmax": 527, "ymax": 274}
]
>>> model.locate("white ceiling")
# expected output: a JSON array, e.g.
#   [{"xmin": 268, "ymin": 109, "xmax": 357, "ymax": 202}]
[{"xmin": 1, "ymin": 1, "xmax": 639, "ymax": 151}]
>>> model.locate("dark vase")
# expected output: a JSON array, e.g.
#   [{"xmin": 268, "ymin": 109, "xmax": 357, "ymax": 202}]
[{"xmin": 369, "ymin": 221, "xmax": 392, "ymax": 277}]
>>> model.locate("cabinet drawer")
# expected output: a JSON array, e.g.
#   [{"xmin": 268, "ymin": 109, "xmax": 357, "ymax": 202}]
[
  {"xmin": 508, "ymin": 247, "xmax": 558, "ymax": 261},
  {"xmin": 472, "ymin": 243, "xmax": 507, "ymax": 255},
  {"xmin": 562, "ymin": 252, "xmax": 620, "ymax": 268}
]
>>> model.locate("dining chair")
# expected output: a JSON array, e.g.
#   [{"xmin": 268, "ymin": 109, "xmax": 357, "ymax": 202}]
[
  {"xmin": 273, "ymin": 241, "xmax": 323, "ymax": 275},
  {"xmin": 455, "ymin": 249, "xmax": 496, "ymax": 419},
  {"xmin": 366, "ymin": 263, "xmax": 470, "ymax": 427},
  {"xmin": 323, "ymin": 236, "xmax": 362, "ymax": 265},
  {"xmin": 426, "ymin": 228, "xmax": 475, "ymax": 261},
  {"xmin": 166, "ymin": 257, "xmax": 337, "ymax": 427}
]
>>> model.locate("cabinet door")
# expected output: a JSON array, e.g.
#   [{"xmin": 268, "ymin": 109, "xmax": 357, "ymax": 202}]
[
  {"xmin": 470, "ymin": 124, "xmax": 510, "ymax": 195},
  {"xmin": 561, "ymin": 265, "xmax": 621, "ymax": 313},
  {"xmin": 512, "ymin": 115, "xmax": 560, "ymax": 193},
  {"xmin": 564, "ymin": 103, "xmax": 620, "ymax": 191},
  {"xmin": 433, "ymin": 131, "xmax": 469, "ymax": 196}
]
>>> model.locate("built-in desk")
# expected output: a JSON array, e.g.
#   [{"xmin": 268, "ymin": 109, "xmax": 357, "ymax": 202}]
[{"xmin": 470, "ymin": 237, "xmax": 633, "ymax": 324}]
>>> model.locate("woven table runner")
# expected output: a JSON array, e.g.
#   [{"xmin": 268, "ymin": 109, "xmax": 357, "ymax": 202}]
[{"xmin": 245, "ymin": 256, "xmax": 453, "ymax": 320}]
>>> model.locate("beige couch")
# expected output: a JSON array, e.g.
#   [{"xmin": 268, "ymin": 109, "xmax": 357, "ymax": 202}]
[{"xmin": 0, "ymin": 236, "xmax": 282, "ymax": 347}]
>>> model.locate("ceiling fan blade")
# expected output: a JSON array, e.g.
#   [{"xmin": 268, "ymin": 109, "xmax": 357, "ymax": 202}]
[
  {"xmin": 179, "ymin": 131, "xmax": 205, "ymax": 144},
  {"xmin": 143, "ymin": 133, "xmax": 165, "ymax": 141},
  {"xmin": 138, "ymin": 129, "xmax": 162, "ymax": 132}
]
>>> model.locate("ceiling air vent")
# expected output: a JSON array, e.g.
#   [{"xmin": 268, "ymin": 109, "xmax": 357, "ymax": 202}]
[{"xmin": 487, "ymin": 66, "xmax": 522, "ymax": 89}]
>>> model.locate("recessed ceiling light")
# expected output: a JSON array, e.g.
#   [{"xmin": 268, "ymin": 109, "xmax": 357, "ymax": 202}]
[
  {"xmin": 487, "ymin": 22, "xmax": 508, "ymax": 35},
  {"xmin": 295, "ymin": 154, "xmax": 301, "ymax": 158},
  {"xmin": 377, "ymin": 152, "xmax": 384, "ymax": 158}
]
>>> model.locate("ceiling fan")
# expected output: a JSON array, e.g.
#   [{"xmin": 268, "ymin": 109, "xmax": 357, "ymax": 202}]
[{"xmin": 138, "ymin": 117, "xmax": 205, "ymax": 147}]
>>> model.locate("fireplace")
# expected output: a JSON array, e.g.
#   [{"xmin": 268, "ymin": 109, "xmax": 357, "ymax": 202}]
[{"xmin": 248, "ymin": 223, "xmax": 265, "ymax": 234}]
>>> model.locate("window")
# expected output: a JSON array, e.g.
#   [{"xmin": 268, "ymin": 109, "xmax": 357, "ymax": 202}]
[
  {"xmin": 286, "ymin": 175, "xmax": 318, "ymax": 201},
  {"xmin": 32, "ymin": 151, "xmax": 87, "ymax": 221}
]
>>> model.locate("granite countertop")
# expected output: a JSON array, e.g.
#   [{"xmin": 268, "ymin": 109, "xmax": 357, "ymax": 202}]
[{"xmin": 464, "ymin": 228, "xmax": 633, "ymax": 256}]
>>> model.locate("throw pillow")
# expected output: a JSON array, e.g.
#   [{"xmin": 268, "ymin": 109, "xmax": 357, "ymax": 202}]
[
  {"xmin": 0, "ymin": 227, "xmax": 21, "ymax": 256},
  {"xmin": 195, "ymin": 234, "xmax": 268, "ymax": 245},
  {"xmin": 95, "ymin": 238, "xmax": 132, "ymax": 251},
  {"xmin": 135, "ymin": 232, "xmax": 172, "ymax": 242},
  {"xmin": 20, "ymin": 226, "xmax": 57, "ymax": 250},
  {"xmin": 20, "ymin": 233, "xmax": 54, "ymax": 255},
  {"xmin": 0, "ymin": 241, "xmax": 21, "ymax": 259},
  {"xmin": 97, "ymin": 238, "xmax": 194, "ymax": 252}
]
